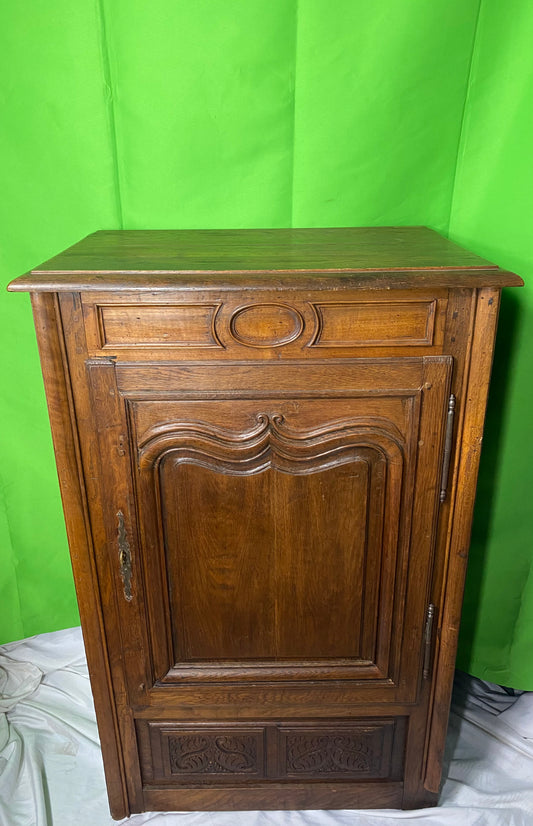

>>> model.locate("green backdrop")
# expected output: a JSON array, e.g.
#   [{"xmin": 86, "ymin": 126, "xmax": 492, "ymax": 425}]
[{"xmin": 1, "ymin": 1, "xmax": 531, "ymax": 687}]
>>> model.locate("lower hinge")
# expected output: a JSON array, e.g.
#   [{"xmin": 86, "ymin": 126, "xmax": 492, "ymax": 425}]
[{"xmin": 423, "ymin": 603, "xmax": 436, "ymax": 680}]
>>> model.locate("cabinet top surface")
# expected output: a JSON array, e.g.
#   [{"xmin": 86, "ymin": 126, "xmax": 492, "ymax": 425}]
[{"xmin": 8, "ymin": 227, "xmax": 523, "ymax": 291}]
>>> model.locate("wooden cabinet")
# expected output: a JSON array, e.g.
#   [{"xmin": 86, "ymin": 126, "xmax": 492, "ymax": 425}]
[{"xmin": 9, "ymin": 228, "xmax": 523, "ymax": 817}]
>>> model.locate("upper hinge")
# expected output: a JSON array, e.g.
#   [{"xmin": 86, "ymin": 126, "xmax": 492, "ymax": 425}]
[{"xmin": 439, "ymin": 394, "xmax": 456, "ymax": 502}]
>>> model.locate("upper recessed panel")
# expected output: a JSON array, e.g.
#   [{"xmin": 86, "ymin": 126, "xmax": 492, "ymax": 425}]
[{"xmin": 230, "ymin": 304, "xmax": 304, "ymax": 348}]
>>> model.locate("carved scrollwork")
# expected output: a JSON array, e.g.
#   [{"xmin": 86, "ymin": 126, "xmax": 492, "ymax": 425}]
[
  {"xmin": 168, "ymin": 733, "xmax": 259, "ymax": 775},
  {"xmin": 286, "ymin": 733, "xmax": 375, "ymax": 775},
  {"xmin": 137, "ymin": 412, "xmax": 404, "ymax": 474}
]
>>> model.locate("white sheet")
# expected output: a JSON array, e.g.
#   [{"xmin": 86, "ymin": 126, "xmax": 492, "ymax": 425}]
[{"xmin": 1, "ymin": 628, "xmax": 532, "ymax": 826}]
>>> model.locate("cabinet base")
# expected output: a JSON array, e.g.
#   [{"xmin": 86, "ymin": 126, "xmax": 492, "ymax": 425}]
[{"xmin": 140, "ymin": 782, "xmax": 409, "ymax": 813}]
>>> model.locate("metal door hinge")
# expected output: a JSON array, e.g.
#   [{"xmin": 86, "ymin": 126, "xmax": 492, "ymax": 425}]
[
  {"xmin": 440, "ymin": 394, "xmax": 456, "ymax": 502},
  {"xmin": 423, "ymin": 603, "xmax": 436, "ymax": 680}
]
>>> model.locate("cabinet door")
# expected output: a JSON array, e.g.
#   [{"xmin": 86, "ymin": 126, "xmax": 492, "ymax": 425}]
[{"xmin": 88, "ymin": 356, "xmax": 451, "ymax": 707}]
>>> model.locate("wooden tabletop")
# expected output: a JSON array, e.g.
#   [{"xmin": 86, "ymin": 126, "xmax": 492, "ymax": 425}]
[{"xmin": 8, "ymin": 227, "xmax": 523, "ymax": 291}]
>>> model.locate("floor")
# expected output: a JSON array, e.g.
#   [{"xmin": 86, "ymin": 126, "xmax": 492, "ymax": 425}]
[{"xmin": 1, "ymin": 627, "xmax": 532, "ymax": 826}]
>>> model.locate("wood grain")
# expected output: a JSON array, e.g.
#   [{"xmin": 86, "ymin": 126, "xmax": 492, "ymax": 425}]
[
  {"xmin": 97, "ymin": 303, "xmax": 222, "ymax": 348},
  {"xmin": 137, "ymin": 718, "xmax": 405, "ymax": 785},
  {"xmin": 14, "ymin": 229, "xmax": 522, "ymax": 816},
  {"xmin": 8, "ymin": 227, "xmax": 522, "ymax": 291},
  {"xmin": 424, "ymin": 288, "xmax": 504, "ymax": 793},
  {"xmin": 29, "ymin": 294, "xmax": 130, "ymax": 820},
  {"xmin": 141, "ymin": 781, "xmax": 405, "ymax": 812},
  {"xmin": 80, "ymin": 290, "xmax": 449, "ymax": 362},
  {"xmin": 311, "ymin": 299, "xmax": 437, "ymax": 346}
]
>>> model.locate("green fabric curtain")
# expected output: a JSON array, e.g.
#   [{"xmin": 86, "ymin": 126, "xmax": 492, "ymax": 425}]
[
  {"xmin": 448, "ymin": 0, "xmax": 533, "ymax": 687},
  {"xmin": 1, "ymin": 1, "xmax": 531, "ymax": 686}
]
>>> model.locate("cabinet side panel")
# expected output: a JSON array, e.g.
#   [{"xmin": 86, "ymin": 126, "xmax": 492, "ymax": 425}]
[
  {"xmin": 29, "ymin": 292, "xmax": 129, "ymax": 820},
  {"xmin": 425, "ymin": 287, "xmax": 502, "ymax": 793}
]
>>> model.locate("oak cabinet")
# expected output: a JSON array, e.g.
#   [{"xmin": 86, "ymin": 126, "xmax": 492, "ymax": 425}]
[{"xmin": 9, "ymin": 228, "xmax": 522, "ymax": 817}]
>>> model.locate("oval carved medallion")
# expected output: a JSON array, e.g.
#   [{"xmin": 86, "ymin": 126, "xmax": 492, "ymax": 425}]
[{"xmin": 230, "ymin": 303, "xmax": 304, "ymax": 348}]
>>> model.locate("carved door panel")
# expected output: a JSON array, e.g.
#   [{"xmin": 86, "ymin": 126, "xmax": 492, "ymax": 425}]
[
  {"xmin": 88, "ymin": 356, "xmax": 452, "ymax": 707},
  {"xmin": 136, "ymin": 401, "xmax": 397, "ymax": 678}
]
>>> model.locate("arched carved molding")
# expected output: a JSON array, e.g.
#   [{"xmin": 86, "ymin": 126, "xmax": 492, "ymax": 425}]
[
  {"xmin": 137, "ymin": 413, "xmax": 405, "ymax": 474},
  {"xmin": 136, "ymin": 410, "xmax": 406, "ymax": 682}
]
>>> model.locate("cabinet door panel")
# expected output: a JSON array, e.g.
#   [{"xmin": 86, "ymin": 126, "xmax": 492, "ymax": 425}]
[
  {"xmin": 88, "ymin": 357, "xmax": 451, "ymax": 704},
  {"xmin": 163, "ymin": 464, "xmax": 275, "ymax": 661},
  {"xmin": 133, "ymin": 396, "xmax": 405, "ymax": 683},
  {"xmin": 161, "ymin": 457, "xmax": 378, "ymax": 662}
]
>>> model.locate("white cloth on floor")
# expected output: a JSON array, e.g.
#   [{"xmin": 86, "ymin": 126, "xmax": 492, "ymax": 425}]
[{"xmin": 1, "ymin": 627, "xmax": 532, "ymax": 826}]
